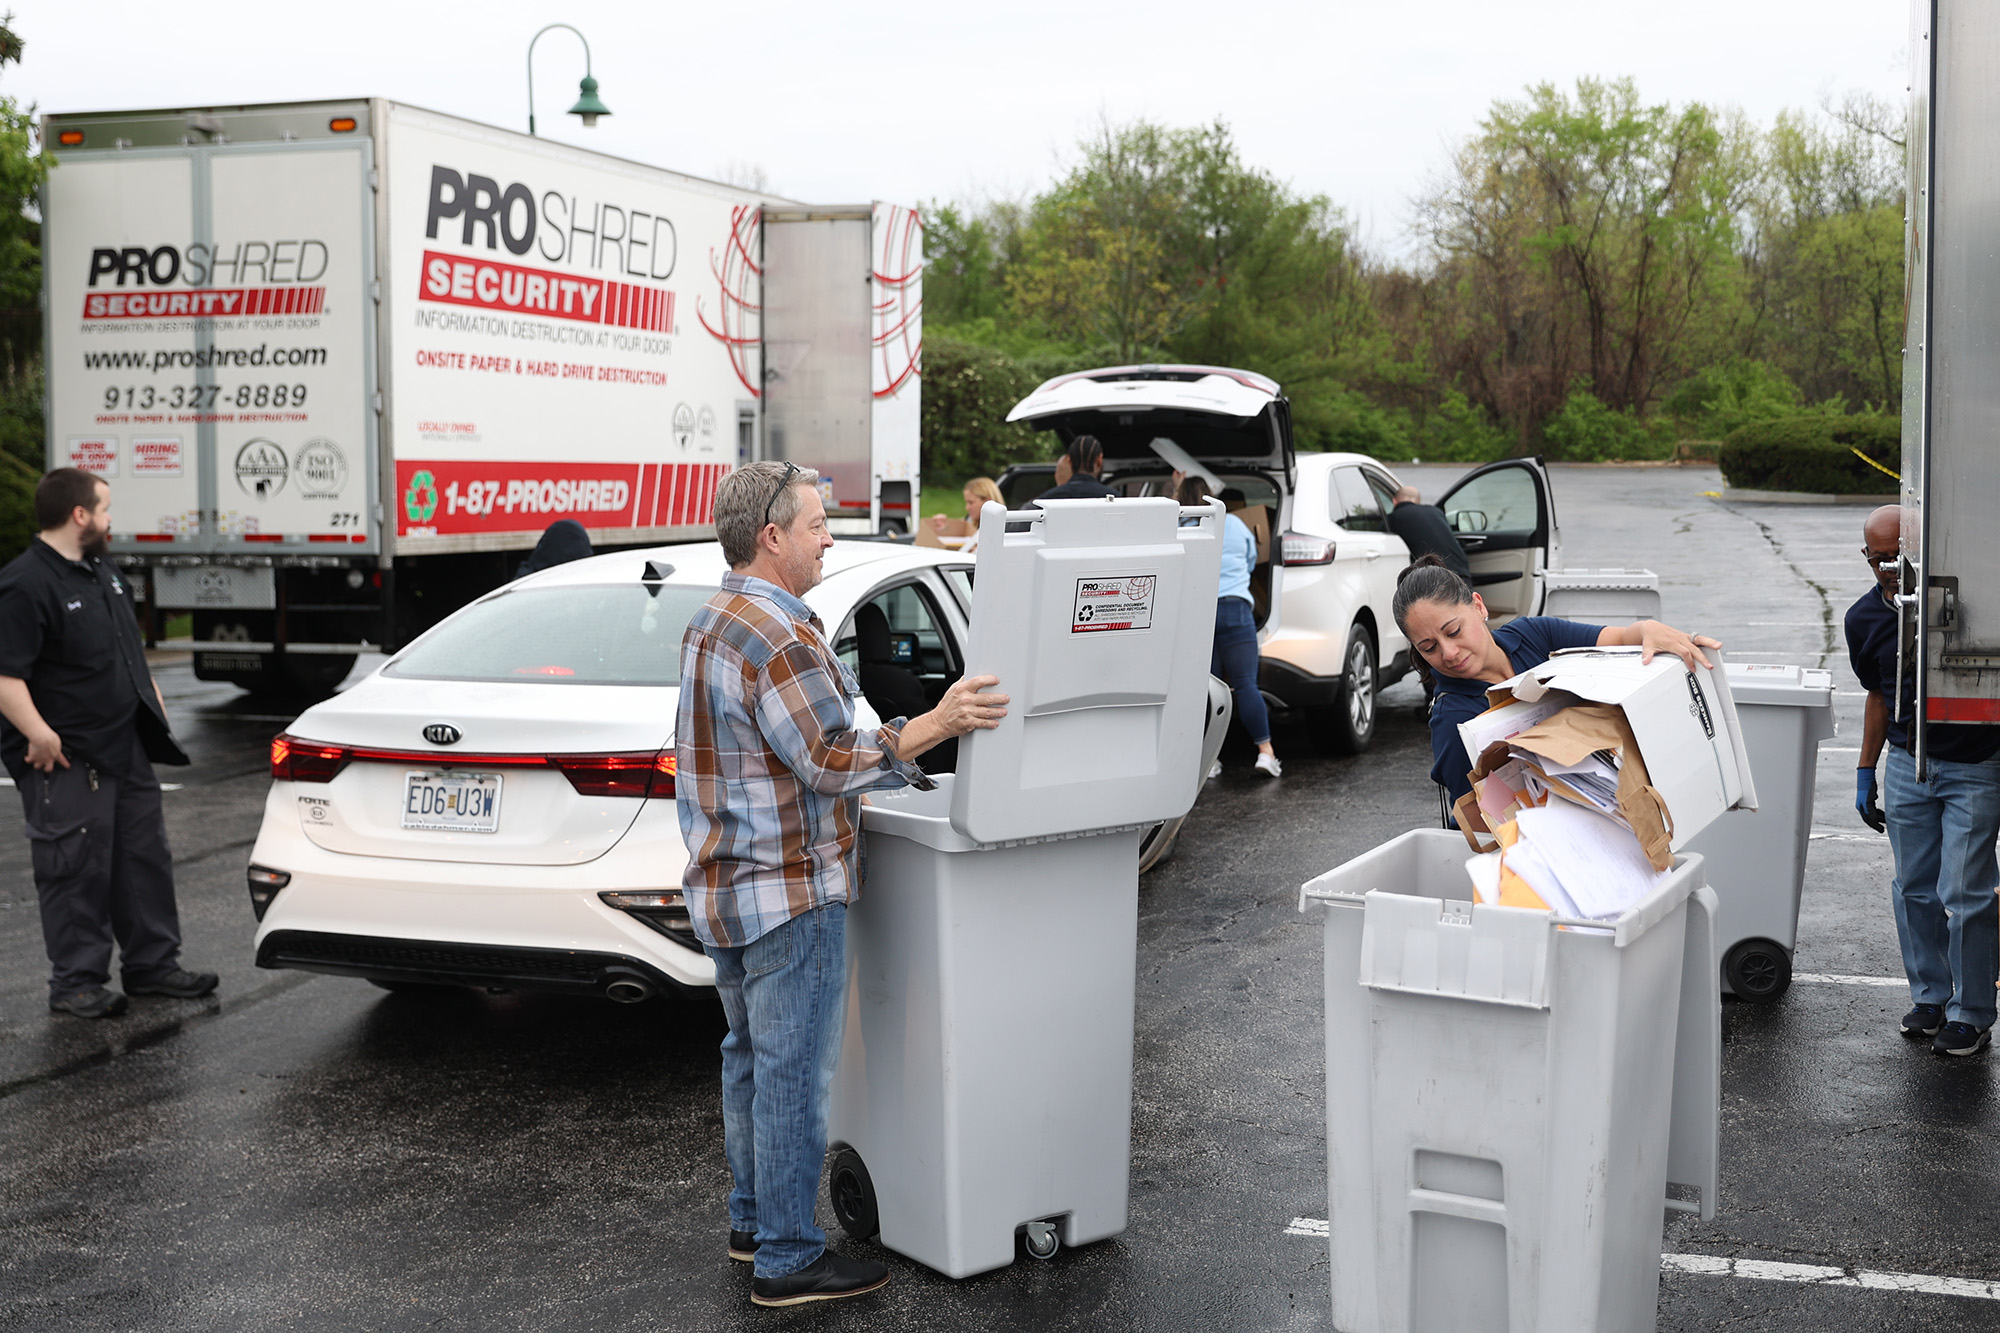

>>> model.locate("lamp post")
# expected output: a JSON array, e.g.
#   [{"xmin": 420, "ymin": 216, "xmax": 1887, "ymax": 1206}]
[{"xmin": 527, "ymin": 23, "xmax": 611, "ymax": 136}]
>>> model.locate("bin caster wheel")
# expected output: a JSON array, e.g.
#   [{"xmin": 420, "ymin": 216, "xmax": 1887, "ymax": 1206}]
[
  {"xmin": 829, "ymin": 1149, "xmax": 879, "ymax": 1241},
  {"xmin": 1723, "ymin": 939, "xmax": 1793, "ymax": 1003},
  {"xmin": 1023, "ymin": 1220, "xmax": 1060, "ymax": 1260}
]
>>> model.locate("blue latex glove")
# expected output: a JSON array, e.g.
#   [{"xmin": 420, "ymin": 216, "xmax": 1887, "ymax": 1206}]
[{"xmin": 1857, "ymin": 767, "xmax": 1886, "ymax": 832}]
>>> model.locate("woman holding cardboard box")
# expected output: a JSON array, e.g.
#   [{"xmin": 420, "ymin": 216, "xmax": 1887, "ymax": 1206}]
[{"xmin": 1392, "ymin": 555, "xmax": 1720, "ymax": 820}]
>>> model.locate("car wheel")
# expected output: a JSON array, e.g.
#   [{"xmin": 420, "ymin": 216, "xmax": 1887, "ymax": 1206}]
[
  {"xmin": 1138, "ymin": 815, "xmax": 1187, "ymax": 875},
  {"xmin": 1318, "ymin": 623, "xmax": 1378, "ymax": 755}
]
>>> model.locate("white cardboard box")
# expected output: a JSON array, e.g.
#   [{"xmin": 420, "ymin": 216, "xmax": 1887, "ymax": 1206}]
[{"xmin": 1473, "ymin": 647, "xmax": 1757, "ymax": 850}]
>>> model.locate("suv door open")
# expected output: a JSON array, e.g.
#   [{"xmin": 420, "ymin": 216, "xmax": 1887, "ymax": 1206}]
[{"xmin": 1437, "ymin": 458, "xmax": 1560, "ymax": 625}]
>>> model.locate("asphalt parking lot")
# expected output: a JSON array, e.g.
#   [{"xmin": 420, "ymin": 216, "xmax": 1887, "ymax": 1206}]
[{"xmin": 2, "ymin": 463, "xmax": 1996, "ymax": 1331}]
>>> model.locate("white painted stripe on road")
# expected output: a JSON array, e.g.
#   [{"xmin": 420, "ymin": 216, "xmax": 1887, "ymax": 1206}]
[
  {"xmin": 1792, "ymin": 973, "xmax": 1906, "ymax": 987},
  {"xmin": 1285, "ymin": 1224, "xmax": 2000, "ymax": 1302},
  {"xmin": 1662, "ymin": 1252, "xmax": 2000, "ymax": 1302}
]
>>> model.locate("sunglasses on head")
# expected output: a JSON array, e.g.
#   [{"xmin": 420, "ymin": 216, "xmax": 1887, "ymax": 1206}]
[{"xmin": 764, "ymin": 461, "xmax": 801, "ymax": 530}]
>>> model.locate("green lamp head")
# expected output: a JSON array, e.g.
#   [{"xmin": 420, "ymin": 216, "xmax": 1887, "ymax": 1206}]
[{"xmin": 568, "ymin": 75, "xmax": 610, "ymax": 128}]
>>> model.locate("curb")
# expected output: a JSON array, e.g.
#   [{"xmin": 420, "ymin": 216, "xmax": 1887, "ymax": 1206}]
[{"xmin": 1713, "ymin": 489, "xmax": 1899, "ymax": 506}]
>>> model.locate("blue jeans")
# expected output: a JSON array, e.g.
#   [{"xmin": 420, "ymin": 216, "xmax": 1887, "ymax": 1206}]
[
  {"xmin": 705, "ymin": 903, "xmax": 848, "ymax": 1278},
  {"xmin": 1883, "ymin": 746, "xmax": 2000, "ymax": 1028},
  {"xmin": 1212, "ymin": 597, "xmax": 1270, "ymax": 746}
]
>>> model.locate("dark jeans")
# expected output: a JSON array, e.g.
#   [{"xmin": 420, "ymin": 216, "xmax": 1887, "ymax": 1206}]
[
  {"xmin": 704, "ymin": 903, "xmax": 848, "ymax": 1278},
  {"xmin": 18, "ymin": 731, "xmax": 183, "ymax": 997},
  {"xmin": 1212, "ymin": 596, "xmax": 1270, "ymax": 746}
]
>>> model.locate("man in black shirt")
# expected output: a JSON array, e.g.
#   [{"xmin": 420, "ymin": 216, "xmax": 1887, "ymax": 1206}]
[
  {"xmin": 1846, "ymin": 504, "xmax": 2000, "ymax": 1057},
  {"xmin": 1030, "ymin": 436, "xmax": 1117, "ymax": 505},
  {"xmin": 0, "ymin": 469, "xmax": 214, "ymax": 1018},
  {"xmin": 1386, "ymin": 485, "xmax": 1472, "ymax": 581}
]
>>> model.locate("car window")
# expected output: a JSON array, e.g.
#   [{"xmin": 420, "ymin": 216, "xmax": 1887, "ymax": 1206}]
[
  {"xmin": 385, "ymin": 584, "xmax": 713, "ymax": 685},
  {"xmin": 1444, "ymin": 466, "xmax": 1539, "ymax": 535},
  {"xmin": 1365, "ymin": 471, "xmax": 1400, "ymax": 514},
  {"xmin": 836, "ymin": 581, "xmax": 960, "ymax": 681},
  {"xmin": 1330, "ymin": 466, "xmax": 1386, "ymax": 532},
  {"xmin": 941, "ymin": 566, "xmax": 974, "ymax": 612}
]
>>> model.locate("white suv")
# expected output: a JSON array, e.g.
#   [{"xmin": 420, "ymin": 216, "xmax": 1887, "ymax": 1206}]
[{"xmin": 1003, "ymin": 365, "xmax": 1565, "ymax": 751}]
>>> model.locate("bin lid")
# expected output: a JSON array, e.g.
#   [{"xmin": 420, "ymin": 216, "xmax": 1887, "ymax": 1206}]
[
  {"xmin": 1724, "ymin": 662, "xmax": 1835, "ymax": 708},
  {"xmin": 950, "ymin": 496, "xmax": 1226, "ymax": 844},
  {"xmin": 1544, "ymin": 568, "xmax": 1660, "ymax": 591}
]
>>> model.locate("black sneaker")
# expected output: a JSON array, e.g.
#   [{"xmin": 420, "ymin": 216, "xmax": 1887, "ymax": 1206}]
[
  {"xmin": 124, "ymin": 968, "xmax": 219, "ymax": 999},
  {"xmin": 1901, "ymin": 1003, "xmax": 1945, "ymax": 1038},
  {"xmin": 729, "ymin": 1229, "xmax": 759, "ymax": 1263},
  {"xmin": 1933, "ymin": 1022, "xmax": 1991, "ymax": 1058},
  {"xmin": 49, "ymin": 986, "xmax": 128, "ymax": 1019},
  {"xmin": 750, "ymin": 1249, "xmax": 889, "ymax": 1307}
]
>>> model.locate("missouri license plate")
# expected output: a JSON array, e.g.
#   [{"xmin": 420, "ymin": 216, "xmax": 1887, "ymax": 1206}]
[{"xmin": 401, "ymin": 771, "xmax": 502, "ymax": 833}]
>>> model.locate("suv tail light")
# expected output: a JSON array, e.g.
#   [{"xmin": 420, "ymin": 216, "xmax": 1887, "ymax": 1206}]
[
  {"xmin": 271, "ymin": 734, "xmax": 350, "ymax": 782},
  {"xmin": 271, "ymin": 735, "xmax": 675, "ymax": 797},
  {"xmin": 551, "ymin": 750, "xmax": 676, "ymax": 799},
  {"xmin": 1280, "ymin": 531, "xmax": 1336, "ymax": 566}
]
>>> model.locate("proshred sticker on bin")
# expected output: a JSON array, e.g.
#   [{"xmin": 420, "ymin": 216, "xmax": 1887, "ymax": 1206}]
[{"xmin": 1072, "ymin": 575, "xmax": 1157, "ymax": 633}]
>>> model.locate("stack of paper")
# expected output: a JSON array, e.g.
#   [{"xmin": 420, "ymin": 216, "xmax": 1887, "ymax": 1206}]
[{"xmin": 1463, "ymin": 794, "xmax": 1669, "ymax": 920}]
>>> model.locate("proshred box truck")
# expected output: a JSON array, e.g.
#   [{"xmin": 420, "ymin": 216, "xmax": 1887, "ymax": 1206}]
[{"xmin": 43, "ymin": 99, "xmax": 922, "ymax": 696}]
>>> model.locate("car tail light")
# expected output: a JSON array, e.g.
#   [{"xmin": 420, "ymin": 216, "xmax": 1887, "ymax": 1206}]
[
  {"xmin": 271, "ymin": 733, "xmax": 350, "ymax": 782},
  {"xmin": 1280, "ymin": 531, "xmax": 1336, "ymax": 566},
  {"xmin": 247, "ymin": 865, "xmax": 291, "ymax": 920},
  {"xmin": 551, "ymin": 750, "xmax": 674, "ymax": 799},
  {"xmin": 599, "ymin": 889, "xmax": 698, "ymax": 944}
]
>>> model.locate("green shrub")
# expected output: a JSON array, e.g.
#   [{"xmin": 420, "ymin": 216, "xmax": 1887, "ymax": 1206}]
[
  {"xmin": 1403, "ymin": 389, "xmax": 1510, "ymax": 463},
  {"xmin": 919, "ymin": 336, "xmax": 1051, "ymax": 486},
  {"xmin": 1717, "ymin": 414, "xmax": 1901, "ymax": 493},
  {"xmin": 1663, "ymin": 358, "xmax": 1821, "ymax": 440},
  {"xmin": 1542, "ymin": 384, "xmax": 1671, "ymax": 461},
  {"xmin": 0, "ymin": 446, "xmax": 36, "ymax": 563}
]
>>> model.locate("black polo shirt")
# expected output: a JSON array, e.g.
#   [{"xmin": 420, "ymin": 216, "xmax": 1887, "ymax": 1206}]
[
  {"xmin": 1845, "ymin": 584, "xmax": 2000, "ymax": 765},
  {"xmin": 1030, "ymin": 475, "xmax": 1118, "ymax": 505},
  {"xmin": 1388, "ymin": 500, "xmax": 1473, "ymax": 581},
  {"xmin": 0, "ymin": 539, "xmax": 164, "ymax": 778}
]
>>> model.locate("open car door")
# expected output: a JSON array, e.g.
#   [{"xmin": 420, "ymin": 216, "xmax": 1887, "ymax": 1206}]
[{"xmin": 1437, "ymin": 458, "xmax": 1560, "ymax": 625}]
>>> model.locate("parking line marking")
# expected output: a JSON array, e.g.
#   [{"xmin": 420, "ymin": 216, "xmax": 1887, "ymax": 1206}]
[
  {"xmin": 1285, "ymin": 1225, "xmax": 2000, "ymax": 1302},
  {"xmin": 1792, "ymin": 973, "xmax": 1905, "ymax": 987}
]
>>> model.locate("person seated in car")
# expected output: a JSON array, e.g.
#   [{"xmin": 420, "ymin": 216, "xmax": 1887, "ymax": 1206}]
[{"xmin": 1031, "ymin": 436, "xmax": 1117, "ymax": 504}]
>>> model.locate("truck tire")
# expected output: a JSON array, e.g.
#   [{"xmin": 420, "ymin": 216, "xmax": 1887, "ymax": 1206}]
[
  {"xmin": 1314, "ymin": 623, "xmax": 1378, "ymax": 755},
  {"xmin": 269, "ymin": 653, "xmax": 357, "ymax": 704}
]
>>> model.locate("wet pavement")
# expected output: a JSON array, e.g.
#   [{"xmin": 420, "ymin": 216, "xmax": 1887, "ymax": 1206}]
[{"xmin": 1, "ymin": 465, "xmax": 1995, "ymax": 1330}]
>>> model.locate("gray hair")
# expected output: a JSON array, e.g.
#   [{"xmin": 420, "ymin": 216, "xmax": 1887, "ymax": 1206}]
[{"xmin": 715, "ymin": 460, "xmax": 821, "ymax": 567}]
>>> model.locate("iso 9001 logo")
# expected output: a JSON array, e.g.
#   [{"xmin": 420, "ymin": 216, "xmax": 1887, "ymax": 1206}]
[
  {"xmin": 672, "ymin": 403, "xmax": 694, "ymax": 450},
  {"xmin": 235, "ymin": 439, "xmax": 288, "ymax": 499},
  {"xmin": 294, "ymin": 438, "xmax": 348, "ymax": 498}
]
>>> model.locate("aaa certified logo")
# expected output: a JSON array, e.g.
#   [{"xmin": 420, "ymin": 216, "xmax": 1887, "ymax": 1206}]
[
  {"xmin": 672, "ymin": 402, "xmax": 694, "ymax": 450},
  {"xmin": 235, "ymin": 439, "xmax": 288, "ymax": 499},
  {"xmin": 294, "ymin": 439, "xmax": 348, "ymax": 498},
  {"xmin": 405, "ymin": 469, "xmax": 439, "ymax": 523}
]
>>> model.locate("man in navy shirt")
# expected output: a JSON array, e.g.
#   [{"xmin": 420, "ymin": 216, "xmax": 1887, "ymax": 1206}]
[{"xmin": 1846, "ymin": 504, "xmax": 2000, "ymax": 1057}]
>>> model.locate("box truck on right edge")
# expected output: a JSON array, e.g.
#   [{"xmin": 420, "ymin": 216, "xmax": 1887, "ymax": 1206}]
[{"xmin": 1904, "ymin": 2, "xmax": 2000, "ymax": 768}]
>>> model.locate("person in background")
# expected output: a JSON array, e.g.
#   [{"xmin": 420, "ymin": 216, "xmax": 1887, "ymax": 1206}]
[
  {"xmin": 927, "ymin": 476, "xmax": 1004, "ymax": 552},
  {"xmin": 1386, "ymin": 485, "xmax": 1472, "ymax": 582},
  {"xmin": 1391, "ymin": 554, "xmax": 1718, "ymax": 816},
  {"xmin": 0, "ymin": 469, "xmax": 214, "ymax": 1018},
  {"xmin": 1847, "ymin": 503, "xmax": 2000, "ymax": 1057},
  {"xmin": 1180, "ymin": 474, "xmax": 1281, "ymax": 778},
  {"xmin": 1032, "ymin": 435, "xmax": 1117, "ymax": 504},
  {"xmin": 514, "ymin": 518, "xmax": 594, "ymax": 578},
  {"xmin": 677, "ymin": 461, "xmax": 1008, "ymax": 1306}
]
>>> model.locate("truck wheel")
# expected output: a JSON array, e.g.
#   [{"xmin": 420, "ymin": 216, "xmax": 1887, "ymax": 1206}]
[
  {"xmin": 268, "ymin": 653, "xmax": 357, "ymax": 704},
  {"xmin": 829, "ymin": 1149, "xmax": 880, "ymax": 1241},
  {"xmin": 1315, "ymin": 624, "xmax": 1378, "ymax": 755},
  {"xmin": 1723, "ymin": 939, "xmax": 1793, "ymax": 1002}
]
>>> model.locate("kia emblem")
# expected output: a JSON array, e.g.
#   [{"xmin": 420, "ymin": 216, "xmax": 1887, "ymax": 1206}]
[{"xmin": 423, "ymin": 723, "xmax": 462, "ymax": 746}]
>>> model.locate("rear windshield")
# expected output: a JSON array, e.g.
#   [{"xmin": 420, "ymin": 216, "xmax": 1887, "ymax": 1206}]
[{"xmin": 385, "ymin": 584, "xmax": 717, "ymax": 686}]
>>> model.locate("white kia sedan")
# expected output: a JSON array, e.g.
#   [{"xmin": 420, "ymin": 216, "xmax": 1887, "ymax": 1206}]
[{"xmin": 247, "ymin": 539, "xmax": 1227, "ymax": 1001}]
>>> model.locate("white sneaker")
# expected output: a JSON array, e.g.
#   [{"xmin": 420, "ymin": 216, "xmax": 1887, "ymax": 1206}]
[
  {"xmin": 1255, "ymin": 752, "xmax": 1282, "ymax": 778},
  {"xmin": 1207, "ymin": 761, "xmax": 1223, "ymax": 781}
]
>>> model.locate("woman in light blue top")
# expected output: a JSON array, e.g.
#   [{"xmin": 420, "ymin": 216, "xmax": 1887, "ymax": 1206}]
[{"xmin": 1181, "ymin": 475, "xmax": 1280, "ymax": 777}]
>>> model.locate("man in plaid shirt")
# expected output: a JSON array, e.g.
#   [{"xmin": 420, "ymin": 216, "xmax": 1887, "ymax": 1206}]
[{"xmin": 678, "ymin": 461, "xmax": 1007, "ymax": 1307}]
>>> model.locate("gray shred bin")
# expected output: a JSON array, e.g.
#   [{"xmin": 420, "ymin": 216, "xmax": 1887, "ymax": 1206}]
[
  {"xmin": 1542, "ymin": 569, "xmax": 1661, "ymax": 625},
  {"xmin": 1301, "ymin": 829, "xmax": 1721, "ymax": 1333},
  {"xmin": 827, "ymin": 495, "xmax": 1225, "ymax": 1278},
  {"xmin": 1682, "ymin": 663, "xmax": 1836, "ymax": 1000}
]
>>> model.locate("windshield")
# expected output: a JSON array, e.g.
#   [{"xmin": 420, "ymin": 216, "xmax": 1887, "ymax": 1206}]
[{"xmin": 385, "ymin": 584, "xmax": 716, "ymax": 686}]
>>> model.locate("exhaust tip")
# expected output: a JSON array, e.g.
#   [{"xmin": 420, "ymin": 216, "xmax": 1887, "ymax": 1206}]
[{"xmin": 603, "ymin": 970, "xmax": 655, "ymax": 1004}]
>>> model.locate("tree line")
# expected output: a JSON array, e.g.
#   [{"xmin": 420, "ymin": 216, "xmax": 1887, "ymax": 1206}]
[{"xmin": 920, "ymin": 77, "xmax": 1906, "ymax": 483}]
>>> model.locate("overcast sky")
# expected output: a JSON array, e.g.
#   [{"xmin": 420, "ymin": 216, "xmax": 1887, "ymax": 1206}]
[{"xmin": 16, "ymin": 0, "xmax": 1910, "ymax": 259}]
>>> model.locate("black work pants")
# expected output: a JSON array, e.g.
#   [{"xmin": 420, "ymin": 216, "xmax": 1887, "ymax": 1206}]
[{"xmin": 18, "ymin": 732, "xmax": 182, "ymax": 996}]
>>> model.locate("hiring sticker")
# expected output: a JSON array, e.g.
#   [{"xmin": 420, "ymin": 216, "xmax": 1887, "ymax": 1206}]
[{"xmin": 1072, "ymin": 575, "xmax": 1157, "ymax": 633}]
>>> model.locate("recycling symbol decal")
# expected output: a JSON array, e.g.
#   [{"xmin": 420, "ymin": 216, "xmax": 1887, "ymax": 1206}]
[{"xmin": 404, "ymin": 469, "xmax": 439, "ymax": 524}]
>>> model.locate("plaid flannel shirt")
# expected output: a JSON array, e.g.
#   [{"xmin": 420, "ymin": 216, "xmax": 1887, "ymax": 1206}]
[{"xmin": 677, "ymin": 573, "xmax": 933, "ymax": 948}]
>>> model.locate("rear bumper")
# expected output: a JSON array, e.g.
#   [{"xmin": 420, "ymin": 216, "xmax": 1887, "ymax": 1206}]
[
  {"xmin": 257, "ymin": 929, "xmax": 699, "ymax": 998},
  {"xmin": 1258, "ymin": 648, "xmax": 1411, "ymax": 709}
]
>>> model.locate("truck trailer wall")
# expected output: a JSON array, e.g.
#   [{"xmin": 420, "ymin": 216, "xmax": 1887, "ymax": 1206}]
[
  {"xmin": 381, "ymin": 104, "xmax": 764, "ymax": 554},
  {"xmin": 46, "ymin": 140, "xmax": 376, "ymax": 555}
]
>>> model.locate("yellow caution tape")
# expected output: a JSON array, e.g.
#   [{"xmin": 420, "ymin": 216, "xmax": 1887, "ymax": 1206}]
[{"xmin": 1851, "ymin": 448, "xmax": 1903, "ymax": 482}]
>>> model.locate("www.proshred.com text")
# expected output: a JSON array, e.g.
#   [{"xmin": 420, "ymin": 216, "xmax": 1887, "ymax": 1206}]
[{"xmin": 81, "ymin": 344, "xmax": 328, "ymax": 372}]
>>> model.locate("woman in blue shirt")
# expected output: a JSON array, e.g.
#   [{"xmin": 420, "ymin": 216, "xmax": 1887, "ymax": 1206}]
[
  {"xmin": 1391, "ymin": 555, "xmax": 1719, "ymax": 814},
  {"xmin": 1182, "ymin": 475, "xmax": 1281, "ymax": 778}
]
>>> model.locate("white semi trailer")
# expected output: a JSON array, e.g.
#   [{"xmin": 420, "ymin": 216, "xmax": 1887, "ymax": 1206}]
[
  {"xmin": 42, "ymin": 98, "xmax": 923, "ymax": 697},
  {"xmin": 1904, "ymin": 5, "xmax": 2000, "ymax": 768}
]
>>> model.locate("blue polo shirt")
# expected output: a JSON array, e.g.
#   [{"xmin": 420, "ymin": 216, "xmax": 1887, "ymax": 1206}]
[
  {"xmin": 1844, "ymin": 585, "xmax": 2000, "ymax": 765},
  {"xmin": 1429, "ymin": 616, "xmax": 1604, "ymax": 803}
]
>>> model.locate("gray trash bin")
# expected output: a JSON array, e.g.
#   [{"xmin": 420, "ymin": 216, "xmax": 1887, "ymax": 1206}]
[
  {"xmin": 827, "ymin": 494, "xmax": 1225, "ymax": 1277},
  {"xmin": 1682, "ymin": 663, "xmax": 1836, "ymax": 1000},
  {"xmin": 1301, "ymin": 830, "xmax": 1721, "ymax": 1333}
]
